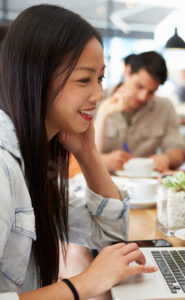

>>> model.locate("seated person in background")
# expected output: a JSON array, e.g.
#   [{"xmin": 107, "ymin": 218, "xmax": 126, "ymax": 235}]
[{"xmin": 95, "ymin": 51, "xmax": 185, "ymax": 173}]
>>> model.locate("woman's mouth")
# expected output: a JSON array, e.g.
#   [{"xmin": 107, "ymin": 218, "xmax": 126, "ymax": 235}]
[{"xmin": 78, "ymin": 109, "xmax": 95, "ymax": 121}]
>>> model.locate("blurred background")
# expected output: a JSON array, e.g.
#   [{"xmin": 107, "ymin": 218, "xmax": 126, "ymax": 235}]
[{"xmin": 1, "ymin": 0, "xmax": 185, "ymax": 104}]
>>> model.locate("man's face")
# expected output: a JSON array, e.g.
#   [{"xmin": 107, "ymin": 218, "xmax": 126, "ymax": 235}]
[{"xmin": 124, "ymin": 67, "xmax": 160, "ymax": 111}]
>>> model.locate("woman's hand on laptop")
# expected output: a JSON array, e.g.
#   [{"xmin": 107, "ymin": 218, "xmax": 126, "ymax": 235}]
[{"xmin": 72, "ymin": 242, "xmax": 157, "ymax": 299}]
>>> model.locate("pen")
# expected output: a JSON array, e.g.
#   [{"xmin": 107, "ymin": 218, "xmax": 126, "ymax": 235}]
[{"xmin": 123, "ymin": 142, "xmax": 130, "ymax": 153}]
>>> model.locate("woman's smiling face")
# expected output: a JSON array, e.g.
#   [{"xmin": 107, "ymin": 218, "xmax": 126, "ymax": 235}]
[{"xmin": 45, "ymin": 37, "xmax": 105, "ymax": 140}]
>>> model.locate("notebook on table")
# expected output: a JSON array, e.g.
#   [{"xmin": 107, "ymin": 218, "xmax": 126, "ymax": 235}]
[{"xmin": 111, "ymin": 247, "xmax": 185, "ymax": 300}]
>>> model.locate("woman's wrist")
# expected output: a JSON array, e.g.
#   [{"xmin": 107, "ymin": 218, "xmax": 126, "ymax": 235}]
[
  {"xmin": 74, "ymin": 146, "xmax": 121, "ymax": 199},
  {"xmin": 62, "ymin": 279, "xmax": 79, "ymax": 300},
  {"xmin": 69, "ymin": 273, "xmax": 92, "ymax": 300},
  {"xmin": 74, "ymin": 145, "xmax": 98, "ymax": 166}
]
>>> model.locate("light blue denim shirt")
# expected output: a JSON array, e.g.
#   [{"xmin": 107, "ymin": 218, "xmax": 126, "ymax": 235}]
[{"xmin": 0, "ymin": 110, "xmax": 130, "ymax": 299}]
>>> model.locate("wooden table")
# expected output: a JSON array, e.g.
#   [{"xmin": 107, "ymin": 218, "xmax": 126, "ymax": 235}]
[{"xmin": 128, "ymin": 207, "xmax": 185, "ymax": 247}]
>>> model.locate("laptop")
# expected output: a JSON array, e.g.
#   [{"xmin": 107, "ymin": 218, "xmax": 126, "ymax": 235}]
[{"xmin": 111, "ymin": 247, "xmax": 185, "ymax": 300}]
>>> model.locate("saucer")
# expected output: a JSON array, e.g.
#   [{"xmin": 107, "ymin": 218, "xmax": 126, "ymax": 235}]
[
  {"xmin": 115, "ymin": 170, "xmax": 159, "ymax": 178},
  {"xmin": 175, "ymin": 228, "xmax": 185, "ymax": 241},
  {"xmin": 130, "ymin": 199, "xmax": 156, "ymax": 209}
]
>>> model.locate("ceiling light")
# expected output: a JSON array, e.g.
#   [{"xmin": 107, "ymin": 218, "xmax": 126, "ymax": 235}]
[
  {"xmin": 165, "ymin": 27, "xmax": 185, "ymax": 49},
  {"xmin": 125, "ymin": 2, "xmax": 135, "ymax": 8},
  {"xmin": 96, "ymin": 5, "xmax": 105, "ymax": 15}
]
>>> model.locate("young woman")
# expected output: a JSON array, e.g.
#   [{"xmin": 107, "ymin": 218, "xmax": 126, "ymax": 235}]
[{"xmin": 0, "ymin": 4, "xmax": 157, "ymax": 300}]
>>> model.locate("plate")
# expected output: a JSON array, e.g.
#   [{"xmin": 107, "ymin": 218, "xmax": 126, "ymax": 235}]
[
  {"xmin": 175, "ymin": 228, "xmax": 185, "ymax": 241},
  {"xmin": 130, "ymin": 199, "xmax": 156, "ymax": 209},
  {"xmin": 111, "ymin": 175, "xmax": 133, "ymax": 186},
  {"xmin": 111, "ymin": 176, "xmax": 158, "ymax": 209},
  {"xmin": 115, "ymin": 170, "xmax": 159, "ymax": 178}
]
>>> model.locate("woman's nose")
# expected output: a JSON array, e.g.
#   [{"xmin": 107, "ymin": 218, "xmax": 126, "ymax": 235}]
[{"xmin": 90, "ymin": 84, "xmax": 103, "ymax": 103}]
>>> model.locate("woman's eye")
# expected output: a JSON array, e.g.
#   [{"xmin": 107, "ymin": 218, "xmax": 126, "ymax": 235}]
[
  {"xmin": 79, "ymin": 78, "xmax": 90, "ymax": 83},
  {"xmin": 98, "ymin": 75, "xmax": 105, "ymax": 83}
]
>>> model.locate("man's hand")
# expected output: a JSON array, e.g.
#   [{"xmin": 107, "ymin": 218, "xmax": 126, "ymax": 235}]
[
  {"xmin": 101, "ymin": 150, "xmax": 133, "ymax": 172},
  {"xmin": 150, "ymin": 153, "xmax": 170, "ymax": 173},
  {"xmin": 97, "ymin": 88, "xmax": 133, "ymax": 120}
]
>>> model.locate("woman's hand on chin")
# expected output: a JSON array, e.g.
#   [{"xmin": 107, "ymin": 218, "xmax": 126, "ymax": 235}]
[{"xmin": 57, "ymin": 121, "xmax": 96, "ymax": 155}]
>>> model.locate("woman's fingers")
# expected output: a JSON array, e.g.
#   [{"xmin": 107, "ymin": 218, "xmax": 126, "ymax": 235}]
[
  {"xmin": 107, "ymin": 243, "xmax": 145, "ymax": 265},
  {"xmin": 108, "ymin": 243, "xmax": 146, "ymax": 267},
  {"xmin": 118, "ymin": 244, "xmax": 158, "ymax": 276},
  {"xmin": 123, "ymin": 249, "xmax": 146, "ymax": 265},
  {"xmin": 128, "ymin": 264, "xmax": 158, "ymax": 276},
  {"xmin": 110, "ymin": 242, "xmax": 126, "ymax": 249},
  {"xmin": 116, "ymin": 243, "xmax": 146, "ymax": 266},
  {"xmin": 116, "ymin": 242, "xmax": 140, "ymax": 256}
]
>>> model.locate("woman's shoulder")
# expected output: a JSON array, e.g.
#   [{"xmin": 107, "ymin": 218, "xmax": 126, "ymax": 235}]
[
  {"xmin": 0, "ymin": 147, "xmax": 21, "ymax": 180},
  {"xmin": 0, "ymin": 147, "xmax": 31, "ymax": 208}
]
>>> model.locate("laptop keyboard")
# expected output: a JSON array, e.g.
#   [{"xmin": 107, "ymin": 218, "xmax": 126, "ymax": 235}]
[{"xmin": 152, "ymin": 250, "xmax": 185, "ymax": 294}]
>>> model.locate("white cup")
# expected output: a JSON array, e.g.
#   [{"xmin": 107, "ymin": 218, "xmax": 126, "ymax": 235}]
[
  {"xmin": 124, "ymin": 158, "xmax": 155, "ymax": 176},
  {"xmin": 126, "ymin": 178, "xmax": 159, "ymax": 203}
]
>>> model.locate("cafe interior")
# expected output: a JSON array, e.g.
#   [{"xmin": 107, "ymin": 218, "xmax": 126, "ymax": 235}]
[{"xmin": 1, "ymin": 0, "xmax": 185, "ymax": 299}]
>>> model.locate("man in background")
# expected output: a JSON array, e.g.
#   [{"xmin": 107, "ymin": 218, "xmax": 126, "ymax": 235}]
[{"xmin": 95, "ymin": 51, "xmax": 185, "ymax": 173}]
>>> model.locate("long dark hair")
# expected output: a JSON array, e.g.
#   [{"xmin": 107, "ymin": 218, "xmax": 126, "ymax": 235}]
[{"xmin": 0, "ymin": 4, "xmax": 102, "ymax": 286}]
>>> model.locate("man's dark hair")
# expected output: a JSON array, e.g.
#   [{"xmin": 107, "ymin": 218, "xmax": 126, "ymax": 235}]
[{"xmin": 123, "ymin": 51, "xmax": 167, "ymax": 84}]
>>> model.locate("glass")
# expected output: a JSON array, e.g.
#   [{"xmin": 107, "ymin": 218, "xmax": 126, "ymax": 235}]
[{"xmin": 156, "ymin": 185, "xmax": 185, "ymax": 236}]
